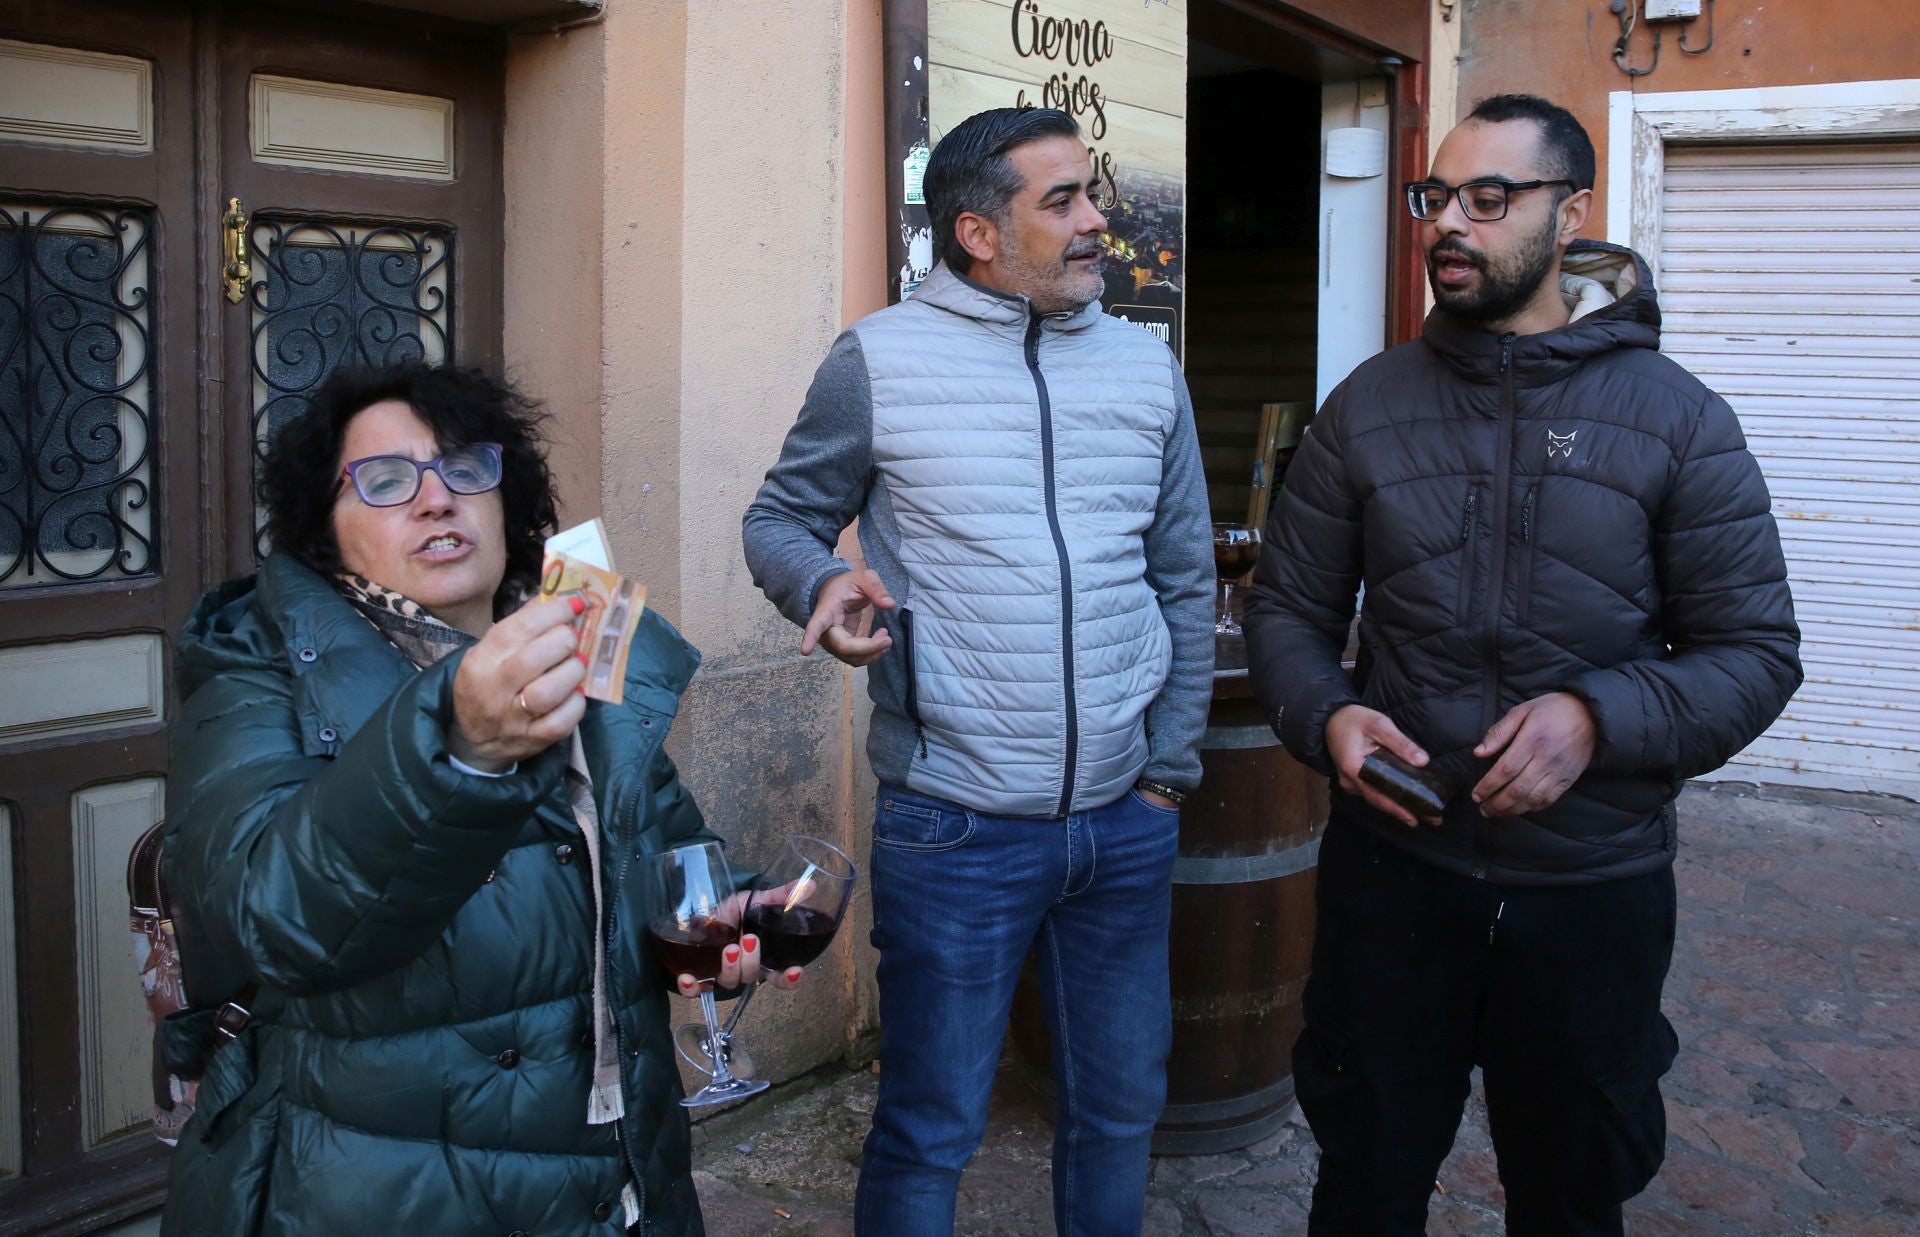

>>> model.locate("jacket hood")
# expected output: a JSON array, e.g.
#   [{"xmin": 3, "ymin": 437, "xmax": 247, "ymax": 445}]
[
  {"xmin": 911, "ymin": 261, "xmax": 1107, "ymax": 340},
  {"xmin": 177, "ymin": 574, "xmax": 272, "ymax": 697},
  {"xmin": 177, "ymin": 555, "xmax": 383, "ymax": 697},
  {"xmin": 177, "ymin": 554, "xmax": 426, "ymax": 750},
  {"xmin": 1423, "ymin": 239, "xmax": 1661, "ymax": 389}
]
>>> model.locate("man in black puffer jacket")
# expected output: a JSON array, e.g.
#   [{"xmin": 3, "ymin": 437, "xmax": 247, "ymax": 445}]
[{"xmin": 1245, "ymin": 95, "xmax": 1800, "ymax": 1236}]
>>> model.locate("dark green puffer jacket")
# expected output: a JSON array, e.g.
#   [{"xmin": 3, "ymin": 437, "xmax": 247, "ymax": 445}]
[{"xmin": 161, "ymin": 554, "xmax": 715, "ymax": 1237}]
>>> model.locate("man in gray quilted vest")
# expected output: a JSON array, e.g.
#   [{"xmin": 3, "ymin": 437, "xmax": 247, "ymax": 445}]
[
  {"xmin": 1245, "ymin": 95, "xmax": 1801, "ymax": 1235},
  {"xmin": 744, "ymin": 107, "xmax": 1213, "ymax": 1236}
]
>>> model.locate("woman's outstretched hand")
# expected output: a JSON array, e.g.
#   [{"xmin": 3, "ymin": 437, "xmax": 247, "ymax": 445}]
[
  {"xmin": 673, "ymin": 933, "xmax": 805, "ymax": 999},
  {"xmin": 449, "ymin": 596, "xmax": 589, "ymax": 771}
]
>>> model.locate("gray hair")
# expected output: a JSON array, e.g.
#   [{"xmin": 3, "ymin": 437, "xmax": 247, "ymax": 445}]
[{"xmin": 924, "ymin": 108, "xmax": 1082, "ymax": 274}]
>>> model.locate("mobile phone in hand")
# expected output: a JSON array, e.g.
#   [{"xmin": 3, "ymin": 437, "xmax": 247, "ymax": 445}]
[{"xmin": 1358, "ymin": 750, "xmax": 1451, "ymax": 819}]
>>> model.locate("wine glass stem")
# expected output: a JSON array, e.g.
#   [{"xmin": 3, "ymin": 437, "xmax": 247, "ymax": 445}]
[
  {"xmin": 1221, "ymin": 582, "xmax": 1234, "ymax": 626},
  {"xmin": 699, "ymin": 989, "xmax": 736, "ymax": 1085},
  {"xmin": 719, "ymin": 982, "xmax": 758, "ymax": 1039}
]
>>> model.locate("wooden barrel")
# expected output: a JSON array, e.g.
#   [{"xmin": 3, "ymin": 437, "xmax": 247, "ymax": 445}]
[{"xmin": 1009, "ymin": 664, "xmax": 1328, "ymax": 1155}]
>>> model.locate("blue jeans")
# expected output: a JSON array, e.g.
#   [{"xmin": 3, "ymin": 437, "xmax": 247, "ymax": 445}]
[{"xmin": 854, "ymin": 784, "xmax": 1179, "ymax": 1237}]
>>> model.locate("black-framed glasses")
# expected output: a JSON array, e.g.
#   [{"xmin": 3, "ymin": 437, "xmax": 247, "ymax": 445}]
[
  {"xmin": 338, "ymin": 443, "xmax": 503, "ymax": 508},
  {"xmin": 1403, "ymin": 178, "xmax": 1575, "ymax": 223}
]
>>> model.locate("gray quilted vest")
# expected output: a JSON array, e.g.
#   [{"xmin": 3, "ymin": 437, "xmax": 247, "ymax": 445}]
[{"xmin": 852, "ymin": 265, "xmax": 1178, "ymax": 818}]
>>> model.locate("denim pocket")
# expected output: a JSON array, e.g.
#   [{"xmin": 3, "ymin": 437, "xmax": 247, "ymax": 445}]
[
  {"xmin": 873, "ymin": 789, "xmax": 974, "ymax": 851},
  {"xmin": 1127, "ymin": 788, "xmax": 1182, "ymax": 817}
]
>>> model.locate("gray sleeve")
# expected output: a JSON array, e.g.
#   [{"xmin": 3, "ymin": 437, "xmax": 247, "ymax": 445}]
[
  {"xmin": 742, "ymin": 331, "xmax": 875, "ymax": 627},
  {"xmin": 1141, "ymin": 360, "xmax": 1217, "ymax": 791}
]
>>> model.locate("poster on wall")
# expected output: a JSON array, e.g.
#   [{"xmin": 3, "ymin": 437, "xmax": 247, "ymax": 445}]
[{"xmin": 926, "ymin": 0, "xmax": 1187, "ymax": 354}]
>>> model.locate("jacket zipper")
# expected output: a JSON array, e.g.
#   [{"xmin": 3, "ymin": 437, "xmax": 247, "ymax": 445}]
[
  {"xmin": 1026, "ymin": 309, "xmax": 1079, "ymax": 820},
  {"xmin": 898, "ymin": 607, "xmax": 927, "ymax": 758},
  {"xmin": 1475, "ymin": 332, "xmax": 1519, "ymax": 879},
  {"xmin": 1456, "ymin": 485, "xmax": 1480, "ymax": 621},
  {"xmin": 1516, "ymin": 483, "xmax": 1538, "ymax": 626},
  {"xmin": 613, "ymin": 849, "xmax": 646, "ymax": 1232},
  {"xmin": 612, "ymin": 1033, "xmax": 646, "ymax": 1234}
]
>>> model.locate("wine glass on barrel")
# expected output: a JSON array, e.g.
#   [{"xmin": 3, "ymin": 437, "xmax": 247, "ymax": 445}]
[
  {"xmin": 646, "ymin": 842, "xmax": 768, "ymax": 1106},
  {"xmin": 1212, "ymin": 522, "xmax": 1261, "ymax": 636},
  {"xmin": 672, "ymin": 835, "xmax": 858, "ymax": 1092}
]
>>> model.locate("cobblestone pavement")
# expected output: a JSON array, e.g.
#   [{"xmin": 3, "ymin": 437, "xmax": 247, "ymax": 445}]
[{"xmin": 688, "ymin": 782, "xmax": 1920, "ymax": 1235}]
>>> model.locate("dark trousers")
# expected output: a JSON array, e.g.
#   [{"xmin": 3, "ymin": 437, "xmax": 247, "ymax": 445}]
[{"xmin": 1295, "ymin": 819, "xmax": 1679, "ymax": 1237}]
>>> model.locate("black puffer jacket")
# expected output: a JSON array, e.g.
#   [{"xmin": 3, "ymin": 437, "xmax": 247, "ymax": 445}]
[{"xmin": 1245, "ymin": 241, "xmax": 1801, "ymax": 884}]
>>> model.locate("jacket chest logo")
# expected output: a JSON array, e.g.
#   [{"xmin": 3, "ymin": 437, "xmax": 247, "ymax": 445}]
[{"xmin": 1546, "ymin": 429, "xmax": 1578, "ymax": 460}]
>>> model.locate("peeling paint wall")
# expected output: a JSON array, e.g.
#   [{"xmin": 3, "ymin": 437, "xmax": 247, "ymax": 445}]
[{"xmin": 1456, "ymin": 0, "xmax": 1920, "ymax": 236}]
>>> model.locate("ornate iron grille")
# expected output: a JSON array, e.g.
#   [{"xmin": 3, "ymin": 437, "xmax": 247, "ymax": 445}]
[
  {"xmin": 248, "ymin": 219, "xmax": 452, "ymax": 554},
  {"xmin": 0, "ymin": 204, "xmax": 156, "ymax": 586}
]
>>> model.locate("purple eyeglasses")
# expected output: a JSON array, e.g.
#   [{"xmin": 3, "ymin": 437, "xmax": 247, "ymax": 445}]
[{"xmin": 338, "ymin": 443, "xmax": 504, "ymax": 508}]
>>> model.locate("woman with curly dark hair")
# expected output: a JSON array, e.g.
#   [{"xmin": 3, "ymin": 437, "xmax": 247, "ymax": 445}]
[{"xmin": 160, "ymin": 363, "xmax": 795, "ymax": 1236}]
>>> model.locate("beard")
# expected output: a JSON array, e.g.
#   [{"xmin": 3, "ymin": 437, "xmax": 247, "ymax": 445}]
[
  {"xmin": 1001, "ymin": 229, "xmax": 1105, "ymax": 314},
  {"xmin": 1427, "ymin": 209, "xmax": 1559, "ymax": 325}
]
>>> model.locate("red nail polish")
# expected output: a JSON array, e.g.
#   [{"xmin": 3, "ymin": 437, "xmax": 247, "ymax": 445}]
[
  {"xmin": 743, "ymin": 938, "xmax": 758, "ymax": 954},
  {"xmin": 786, "ymin": 968, "xmax": 802, "ymax": 982},
  {"xmin": 724, "ymin": 946, "xmax": 740, "ymax": 963},
  {"xmin": 569, "ymin": 596, "xmax": 586, "ymax": 616}
]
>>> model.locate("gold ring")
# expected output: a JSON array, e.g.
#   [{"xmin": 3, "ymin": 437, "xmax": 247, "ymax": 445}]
[{"xmin": 516, "ymin": 690, "xmax": 533, "ymax": 716}]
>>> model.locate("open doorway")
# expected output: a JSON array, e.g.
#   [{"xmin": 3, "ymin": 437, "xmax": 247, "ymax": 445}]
[
  {"xmin": 1186, "ymin": 52, "xmax": 1322, "ymax": 525},
  {"xmin": 1185, "ymin": 0, "xmax": 1399, "ymax": 529}
]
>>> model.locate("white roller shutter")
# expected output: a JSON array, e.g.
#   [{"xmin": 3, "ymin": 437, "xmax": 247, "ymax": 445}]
[{"xmin": 1659, "ymin": 142, "xmax": 1920, "ymax": 797}]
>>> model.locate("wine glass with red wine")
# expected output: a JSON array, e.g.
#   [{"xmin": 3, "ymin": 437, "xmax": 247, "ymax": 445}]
[
  {"xmin": 674, "ymin": 836, "xmax": 858, "ymax": 1085},
  {"xmin": 645, "ymin": 842, "xmax": 768, "ymax": 1106},
  {"xmin": 1213, "ymin": 522, "xmax": 1261, "ymax": 636}
]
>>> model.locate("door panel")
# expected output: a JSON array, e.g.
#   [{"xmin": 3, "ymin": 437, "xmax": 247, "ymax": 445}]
[
  {"xmin": 0, "ymin": 3, "xmax": 197, "ymax": 649},
  {"xmin": 0, "ymin": 37, "xmax": 155, "ymax": 156},
  {"xmin": 247, "ymin": 216, "xmax": 453, "ymax": 552},
  {"xmin": 0, "ymin": 635, "xmax": 165, "ymax": 744},
  {"xmin": 70, "ymin": 778, "xmax": 167, "ymax": 1151},
  {"xmin": 216, "ymin": 3, "xmax": 501, "ymax": 571},
  {"xmin": 1314, "ymin": 78, "xmax": 1391, "ymax": 409},
  {"xmin": 0, "ymin": 2, "xmax": 503, "ymax": 1230},
  {"xmin": 0, "ymin": 6, "xmax": 198, "ymax": 1228},
  {"xmin": 0, "ymin": 805, "xmax": 17, "ymax": 1180},
  {"xmin": 1, "ymin": 201, "xmax": 158, "ymax": 589}
]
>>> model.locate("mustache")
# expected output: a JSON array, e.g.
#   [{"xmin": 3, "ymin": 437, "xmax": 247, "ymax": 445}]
[
  {"xmin": 1064, "ymin": 242, "xmax": 1104, "ymax": 262},
  {"xmin": 1428, "ymin": 240, "xmax": 1485, "ymax": 268}
]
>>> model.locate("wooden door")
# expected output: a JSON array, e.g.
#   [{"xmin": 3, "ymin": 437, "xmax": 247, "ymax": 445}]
[
  {"xmin": 0, "ymin": 3, "xmax": 502, "ymax": 1231},
  {"xmin": 214, "ymin": 1, "xmax": 503, "ymax": 569}
]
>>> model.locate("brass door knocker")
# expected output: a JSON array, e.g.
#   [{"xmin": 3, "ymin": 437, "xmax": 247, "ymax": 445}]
[{"xmin": 221, "ymin": 197, "xmax": 251, "ymax": 304}]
